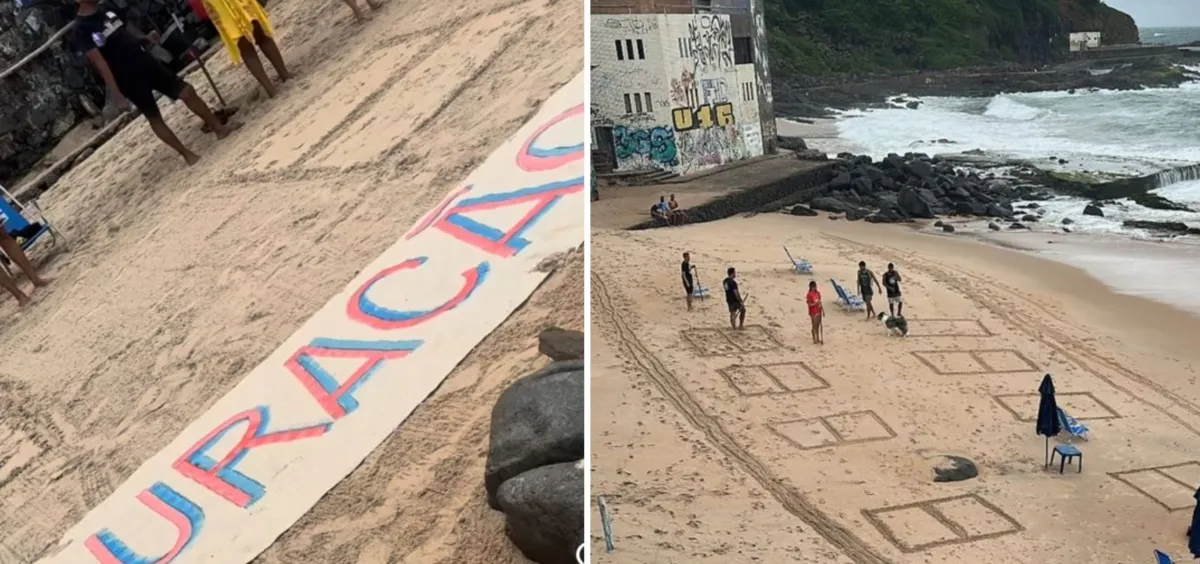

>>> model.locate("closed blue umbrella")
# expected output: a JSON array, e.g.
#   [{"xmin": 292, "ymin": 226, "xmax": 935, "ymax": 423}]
[
  {"xmin": 1189, "ymin": 489, "xmax": 1200, "ymax": 558},
  {"xmin": 1036, "ymin": 374, "xmax": 1062, "ymax": 467}
]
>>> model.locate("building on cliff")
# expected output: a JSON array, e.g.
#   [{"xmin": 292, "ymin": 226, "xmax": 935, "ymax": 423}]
[{"xmin": 590, "ymin": 0, "xmax": 776, "ymax": 176}]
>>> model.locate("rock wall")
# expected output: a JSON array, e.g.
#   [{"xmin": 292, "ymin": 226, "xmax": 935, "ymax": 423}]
[{"xmin": 0, "ymin": 0, "xmax": 205, "ymax": 184}]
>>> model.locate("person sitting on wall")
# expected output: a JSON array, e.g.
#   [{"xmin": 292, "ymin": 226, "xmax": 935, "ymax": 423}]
[
  {"xmin": 667, "ymin": 193, "xmax": 687, "ymax": 225},
  {"xmin": 651, "ymin": 196, "xmax": 671, "ymax": 223}
]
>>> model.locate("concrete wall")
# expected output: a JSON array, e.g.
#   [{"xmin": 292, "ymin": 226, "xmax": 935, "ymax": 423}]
[{"xmin": 592, "ymin": 12, "xmax": 769, "ymax": 174}]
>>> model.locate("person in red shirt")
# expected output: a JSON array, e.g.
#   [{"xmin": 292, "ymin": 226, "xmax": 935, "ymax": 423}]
[{"xmin": 806, "ymin": 280, "xmax": 824, "ymax": 345}]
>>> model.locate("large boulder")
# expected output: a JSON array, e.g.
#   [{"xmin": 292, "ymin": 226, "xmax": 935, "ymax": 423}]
[
  {"xmin": 778, "ymin": 135, "xmax": 808, "ymax": 151},
  {"xmin": 905, "ymin": 159, "xmax": 935, "ymax": 179},
  {"xmin": 897, "ymin": 187, "xmax": 934, "ymax": 219},
  {"xmin": 1083, "ymin": 204, "xmax": 1104, "ymax": 217},
  {"xmin": 497, "ymin": 461, "xmax": 585, "ymax": 564},
  {"xmin": 933, "ymin": 455, "xmax": 978, "ymax": 483},
  {"xmin": 809, "ymin": 196, "xmax": 855, "ymax": 214},
  {"xmin": 485, "ymin": 360, "xmax": 585, "ymax": 508}
]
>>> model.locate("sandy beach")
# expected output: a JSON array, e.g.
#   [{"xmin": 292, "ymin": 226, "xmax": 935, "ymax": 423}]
[
  {"xmin": 590, "ymin": 211, "xmax": 1200, "ymax": 563},
  {"xmin": 0, "ymin": 0, "xmax": 581, "ymax": 561}
]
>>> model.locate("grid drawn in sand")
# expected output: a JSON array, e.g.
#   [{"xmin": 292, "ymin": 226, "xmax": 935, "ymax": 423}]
[
  {"xmin": 863, "ymin": 493, "xmax": 1025, "ymax": 553},
  {"xmin": 680, "ymin": 325, "xmax": 783, "ymax": 357},
  {"xmin": 768, "ymin": 410, "xmax": 896, "ymax": 450},
  {"xmin": 993, "ymin": 391, "xmax": 1122, "ymax": 422},
  {"xmin": 910, "ymin": 349, "xmax": 1039, "ymax": 375},
  {"xmin": 718, "ymin": 361, "xmax": 829, "ymax": 397},
  {"xmin": 1110, "ymin": 461, "xmax": 1200, "ymax": 512},
  {"xmin": 904, "ymin": 318, "xmax": 995, "ymax": 338}
]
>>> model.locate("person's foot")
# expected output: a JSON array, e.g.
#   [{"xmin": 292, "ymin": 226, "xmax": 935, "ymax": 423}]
[
  {"xmin": 184, "ymin": 152, "xmax": 201, "ymax": 166},
  {"xmin": 366, "ymin": 0, "xmax": 382, "ymax": 9},
  {"xmin": 31, "ymin": 277, "xmax": 52, "ymax": 288},
  {"xmin": 13, "ymin": 292, "xmax": 30, "ymax": 307},
  {"xmin": 213, "ymin": 121, "xmax": 244, "ymax": 140}
]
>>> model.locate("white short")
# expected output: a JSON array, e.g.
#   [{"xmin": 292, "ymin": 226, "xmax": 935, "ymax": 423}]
[{"xmin": 888, "ymin": 296, "xmax": 903, "ymax": 305}]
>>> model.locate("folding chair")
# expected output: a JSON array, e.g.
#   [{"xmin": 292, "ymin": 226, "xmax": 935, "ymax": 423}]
[
  {"xmin": 1057, "ymin": 408, "xmax": 1090, "ymax": 441},
  {"xmin": 783, "ymin": 246, "xmax": 813, "ymax": 274},
  {"xmin": 1153, "ymin": 549, "xmax": 1174, "ymax": 564},
  {"xmin": 0, "ymin": 185, "xmax": 67, "ymax": 276},
  {"xmin": 829, "ymin": 279, "xmax": 865, "ymax": 311}
]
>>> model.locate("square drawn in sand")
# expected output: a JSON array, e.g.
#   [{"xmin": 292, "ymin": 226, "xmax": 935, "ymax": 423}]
[
  {"xmin": 717, "ymin": 362, "xmax": 829, "ymax": 396},
  {"xmin": 905, "ymin": 319, "xmax": 994, "ymax": 338},
  {"xmin": 681, "ymin": 325, "xmax": 782, "ymax": 356},
  {"xmin": 911, "ymin": 349, "xmax": 1038, "ymax": 375},
  {"xmin": 993, "ymin": 392, "xmax": 1121, "ymax": 422},
  {"xmin": 768, "ymin": 410, "xmax": 896, "ymax": 450},
  {"xmin": 1110, "ymin": 462, "xmax": 1200, "ymax": 512},
  {"xmin": 0, "ymin": 424, "xmax": 47, "ymax": 490},
  {"xmin": 863, "ymin": 494, "xmax": 1024, "ymax": 553}
]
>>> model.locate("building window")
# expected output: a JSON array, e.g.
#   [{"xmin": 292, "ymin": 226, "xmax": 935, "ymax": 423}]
[
  {"xmin": 678, "ymin": 37, "xmax": 691, "ymax": 58},
  {"xmin": 623, "ymin": 92, "xmax": 654, "ymax": 114},
  {"xmin": 623, "ymin": 93, "xmax": 632, "ymax": 114},
  {"xmin": 615, "ymin": 39, "xmax": 624, "ymax": 61},
  {"xmin": 733, "ymin": 37, "xmax": 753, "ymax": 65},
  {"xmin": 644, "ymin": 92, "xmax": 653, "ymax": 109},
  {"xmin": 634, "ymin": 93, "xmax": 643, "ymax": 113},
  {"xmin": 742, "ymin": 82, "xmax": 755, "ymax": 101},
  {"xmin": 616, "ymin": 38, "xmax": 647, "ymax": 61},
  {"xmin": 636, "ymin": 39, "xmax": 645, "ymax": 59}
]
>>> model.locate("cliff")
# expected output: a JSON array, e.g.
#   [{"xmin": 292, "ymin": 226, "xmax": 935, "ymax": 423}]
[{"xmin": 765, "ymin": 0, "xmax": 1141, "ymax": 78}]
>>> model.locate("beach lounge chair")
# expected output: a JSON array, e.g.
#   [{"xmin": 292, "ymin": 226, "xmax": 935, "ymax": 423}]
[
  {"xmin": 829, "ymin": 279, "xmax": 864, "ymax": 311},
  {"xmin": 1153, "ymin": 549, "xmax": 1174, "ymax": 564},
  {"xmin": 0, "ymin": 185, "xmax": 65, "ymax": 276},
  {"xmin": 1057, "ymin": 407, "xmax": 1090, "ymax": 441},
  {"xmin": 691, "ymin": 285, "xmax": 709, "ymax": 299},
  {"xmin": 783, "ymin": 246, "xmax": 813, "ymax": 274}
]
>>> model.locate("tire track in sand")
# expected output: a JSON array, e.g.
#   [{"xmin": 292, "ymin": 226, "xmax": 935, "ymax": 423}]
[
  {"xmin": 823, "ymin": 233, "xmax": 1200, "ymax": 438},
  {"xmin": 591, "ymin": 270, "xmax": 893, "ymax": 564}
]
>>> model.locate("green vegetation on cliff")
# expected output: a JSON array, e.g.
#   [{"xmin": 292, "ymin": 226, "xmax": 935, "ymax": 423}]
[{"xmin": 765, "ymin": 0, "xmax": 1140, "ymax": 77}]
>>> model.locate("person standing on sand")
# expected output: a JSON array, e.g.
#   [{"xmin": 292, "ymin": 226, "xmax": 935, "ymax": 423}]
[
  {"xmin": 202, "ymin": 0, "xmax": 292, "ymax": 98},
  {"xmin": 723, "ymin": 267, "xmax": 745, "ymax": 330},
  {"xmin": 806, "ymin": 280, "xmax": 824, "ymax": 344},
  {"xmin": 681, "ymin": 252, "xmax": 696, "ymax": 311},
  {"xmin": 73, "ymin": 0, "xmax": 238, "ymax": 165},
  {"xmin": 0, "ymin": 230, "xmax": 53, "ymax": 307},
  {"xmin": 857, "ymin": 261, "xmax": 882, "ymax": 321},
  {"xmin": 882, "ymin": 262, "xmax": 903, "ymax": 317}
]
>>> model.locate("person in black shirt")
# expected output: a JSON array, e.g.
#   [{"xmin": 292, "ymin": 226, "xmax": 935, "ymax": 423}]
[
  {"xmin": 72, "ymin": 0, "xmax": 238, "ymax": 165},
  {"xmin": 857, "ymin": 261, "xmax": 882, "ymax": 320},
  {"xmin": 722, "ymin": 266, "xmax": 745, "ymax": 329},
  {"xmin": 681, "ymin": 252, "xmax": 695, "ymax": 311},
  {"xmin": 882, "ymin": 262, "xmax": 903, "ymax": 316}
]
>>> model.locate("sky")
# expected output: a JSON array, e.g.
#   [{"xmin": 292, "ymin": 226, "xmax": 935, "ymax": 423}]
[{"xmin": 1105, "ymin": 0, "xmax": 1200, "ymax": 28}]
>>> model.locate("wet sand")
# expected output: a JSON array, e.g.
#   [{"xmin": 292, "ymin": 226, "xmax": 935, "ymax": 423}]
[
  {"xmin": 590, "ymin": 212, "xmax": 1200, "ymax": 563},
  {"xmin": 0, "ymin": 0, "xmax": 581, "ymax": 561}
]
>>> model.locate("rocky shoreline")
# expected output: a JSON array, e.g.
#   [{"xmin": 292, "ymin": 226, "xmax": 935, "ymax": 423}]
[{"xmin": 773, "ymin": 51, "xmax": 1200, "ymax": 118}]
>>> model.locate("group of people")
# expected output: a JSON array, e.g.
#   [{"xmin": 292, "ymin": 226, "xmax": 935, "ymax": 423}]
[
  {"xmin": 679, "ymin": 252, "xmax": 906, "ymax": 346},
  {"xmin": 70, "ymin": 0, "xmax": 382, "ymax": 164},
  {"xmin": 651, "ymin": 194, "xmax": 686, "ymax": 225}
]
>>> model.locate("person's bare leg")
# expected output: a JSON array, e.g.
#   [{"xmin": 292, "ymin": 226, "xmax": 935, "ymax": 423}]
[
  {"xmin": 811, "ymin": 317, "xmax": 818, "ymax": 344},
  {"xmin": 252, "ymin": 24, "xmax": 291, "ymax": 82},
  {"xmin": 737, "ymin": 308, "xmax": 745, "ymax": 329},
  {"xmin": 177, "ymin": 84, "xmax": 239, "ymax": 139},
  {"xmin": 0, "ymin": 269, "xmax": 29, "ymax": 306},
  {"xmin": 237, "ymin": 38, "xmax": 277, "ymax": 98},
  {"xmin": 147, "ymin": 115, "xmax": 201, "ymax": 165},
  {"xmin": 686, "ymin": 292, "xmax": 693, "ymax": 311},
  {"xmin": 729, "ymin": 310, "xmax": 736, "ymax": 329},
  {"xmin": 897, "ymin": 300, "xmax": 903, "ymax": 317},
  {"xmin": 0, "ymin": 234, "xmax": 51, "ymax": 288},
  {"xmin": 340, "ymin": 0, "xmax": 368, "ymax": 20}
]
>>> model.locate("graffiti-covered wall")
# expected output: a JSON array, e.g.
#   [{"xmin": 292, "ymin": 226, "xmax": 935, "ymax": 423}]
[{"xmin": 591, "ymin": 13, "xmax": 769, "ymax": 175}]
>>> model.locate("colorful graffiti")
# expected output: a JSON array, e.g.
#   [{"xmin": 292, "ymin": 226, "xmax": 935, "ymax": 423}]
[
  {"xmin": 687, "ymin": 14, "xmax": 733, "ymax": 71},
  {"xmin": 45, "ymin": 76, "xmax": 586, "ymax": 564},
  {"xmin": 677, "ymin": 124, "xmax": 749, "ymax": 172},
  {"xmin": 614, "ymin": 125, "xmax": 679, "ymax": 168},
  {"xmin": 669, "ymin": 70, "xmax": 696, "ymax": 107},
  {"xmin": 671, "ymin": 102, "xmax": 734, "ymax": 132}
]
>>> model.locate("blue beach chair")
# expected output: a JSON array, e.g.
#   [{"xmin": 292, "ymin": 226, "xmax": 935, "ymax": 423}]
[
  {"xmin": 829, "ymin": 279, "xmax": 864, "ymax": 311},
  {"xmin": 1153, "ymin": 549, "xmax": 1174, "ymax": 564},
  {"xmin": 1057, "ymin": 407, "xmax": 1090, "ymax": 441},
  {"xmin": 783, "ymin": 246, "xmax": 813, "ymax": 274},
  {"xmin": 0, "ymin": 185, "xmax": 66, "ymax": 276}
]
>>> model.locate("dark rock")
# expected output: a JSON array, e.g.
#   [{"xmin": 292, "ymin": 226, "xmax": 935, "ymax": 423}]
[
  {"xmin": 497, "ymin": 461, "xmax": 585, "ymax": 564},
  {"xmin": 1063, "ymin": 227, "xmax": 1072, "ymax": 233},
  {"xmin": 789, "ymin": 205, "xmax": 818, "ymax": 216},
  {"xmin": 830, "ymin": 172, "xmax": 853, "ymax": 190},
  {"xmin": 538, "ymin": 327, "xmax": 584, "ymax": 361},
  {"xmin": 906, "ymin": 101, "xmax": 921, "ymax": 109},
  {"xmin": 485, "ymin": 360, "xmax": 585, "ymax": 508},
  {"xmin": 941, "ymin": 224, "xmax": 956, "ymax": 233},
  {"xmin": 845, "ymin": 207, "xmax": 868, "ymax": 221},
  {"xmin": 863, "ymin": 166, "xmax": 885, "ymax": 182},
  {"xmin": 878, "ymin": 176, "xmax": 897, "ymax": 191},
  {"xmin": 933, "ymin": 455, "xmax": 978, "ymax": 483},
  {"xmin": 1122, "ymin": 220, "xmax": 1197, "ymax": 235},
  {"xmin": 1009, "ymin": 222, "xmax": 1027, "ymax": 230},
  {"xmin": 934, "ymin": 220, "xmax": 945, "ymax": 227},
  {"xmin": 897, "ymin": 187, "xmax": 934, "ymax": 219},
  {"xmin": 906, "ymin": 160, "xmax": 935, "ymax": 179},
  {"xmin": 778, "ymin": 135, "xmax": 808, "ymax": 151},
  {"xmin": 1131, "ymin": 193, "xmax": 1192, "ymax": 212},
  {"xmin": 988, "ymin": 222, "xmax": 1001, "ymax": 231},
  {"xmin": 986, "ymin": 203, "xmax": 1014, "ymax": 219},
  {"xmin": 810, "ymin": 196, "xmax": 854, "ymax": 214},
  {"xmin": 1021, "ymin": 214, "xmax": 1039, "ymax": 222},
  {"xmin": 1083, "ymin": 204, "xmax": 1104, "ymax": 217},
  {"xmin": 852, "ymin": 176, "xmax": 873, "ymax": 194},
  {"xmin": 1061, "ymin": 217, "xmax": 1074, "ymax": 225}
]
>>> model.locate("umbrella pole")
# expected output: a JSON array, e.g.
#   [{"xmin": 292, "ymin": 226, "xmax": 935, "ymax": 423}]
[
  {"xmin": 1045, "ymin": 436, "xmax": 1049, "ymax": 468},
  {"xmin": 194, "ymin": 54, "xmax": 227, "ymax": 108}
]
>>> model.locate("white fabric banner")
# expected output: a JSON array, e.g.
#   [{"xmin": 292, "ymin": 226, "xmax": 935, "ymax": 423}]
[{"xmin": 40, "ymin": 72, "xmax": 585, "ymax": 564}]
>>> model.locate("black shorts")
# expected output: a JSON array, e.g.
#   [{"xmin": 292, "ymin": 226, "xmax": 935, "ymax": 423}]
[
  {"xmin": 116, "ymin": 60, "xmax": 188, "ymax": 119},
  {"xmin": 861, "ymin": 291, "xmax": 873, "ymax": 302},
  {"xmin": 727, "ymin": 300, "xmax": 743, "ymax": 313},
  {"xmin": 683, "ymin": 279, "xmax": 694, "ymax": 295}
]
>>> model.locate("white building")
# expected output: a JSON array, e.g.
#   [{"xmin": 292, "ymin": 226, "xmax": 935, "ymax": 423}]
[
  {"xmin": 591, "ymin": 13, "xmax": 772, "ymax": 174},
  {"xmin": 1069, "ymin": 32, "xmax": 1102, "ymax": 52}
]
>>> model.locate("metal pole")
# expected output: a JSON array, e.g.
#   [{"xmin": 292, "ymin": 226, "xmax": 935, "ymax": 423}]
[{"xmin": 0, "ymin": 20, "xmax": 78, "ymax": 81}]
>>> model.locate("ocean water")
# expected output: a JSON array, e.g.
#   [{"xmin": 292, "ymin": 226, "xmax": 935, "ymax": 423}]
[
  {"xmin": 1141, "ymin": 27, "xmax": 1200, "ymax": 45},
  {"xmin": 832, "ymin": 67, "xmax": 1200, "ymax": 239}
]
